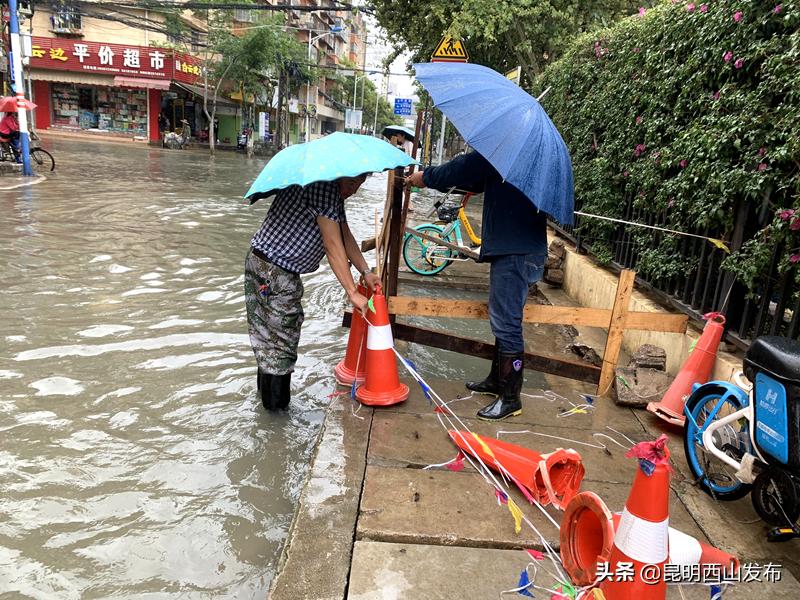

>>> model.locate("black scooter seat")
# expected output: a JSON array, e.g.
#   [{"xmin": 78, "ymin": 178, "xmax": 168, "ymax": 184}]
[{"xmin": 745, "ymin": 336, "xmax": 800, "ymax": 386}]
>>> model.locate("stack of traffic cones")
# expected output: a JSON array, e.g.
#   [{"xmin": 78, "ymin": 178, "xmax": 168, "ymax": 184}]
[
  {"xmin": 599, "ymin": 436, "xmax": 671, "ymax": 600},
  {"xmin": 334, "ymin": 283, "xmax": 369, "ymax": 386},
  {"xmin": 354, "ymin": 286, "xmax": 408, "ymax": 406},
  {"xmin": 560, "ymin": 491, "xmax": 739, "ymax": 587},
  {"xmin": 647, "ymin": 312, "xmax": 726, "ymax": 426}
]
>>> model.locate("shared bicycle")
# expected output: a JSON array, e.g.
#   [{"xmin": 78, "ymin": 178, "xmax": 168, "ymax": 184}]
[
  {"xmin": 402, "ymin": 191, "xmax": 482, "ymax": 276},
  {"xmin": 683, "ymin": 335, "xmax": 800, "ymax": 540}
]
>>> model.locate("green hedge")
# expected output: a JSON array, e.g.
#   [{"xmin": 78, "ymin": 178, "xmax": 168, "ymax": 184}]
[{"xmin": 538, "ymin": 0, "xmax": 799, "ymax": 289}]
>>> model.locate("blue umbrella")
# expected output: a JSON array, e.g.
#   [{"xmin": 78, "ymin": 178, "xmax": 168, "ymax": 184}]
[
  {"xmin": 382, "ymin": 124, "xmax": 416, "ymax": 141},
  {"xmin": 245, "ymin": 132, "xmax": 417, "ymax": 203},
  {"xmin": 413, "ymin": 62, "xmax": 574, "ymax": 225}
]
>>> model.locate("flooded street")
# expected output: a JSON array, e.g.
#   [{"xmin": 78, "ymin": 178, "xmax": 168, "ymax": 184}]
[{"xmin": 0, "ymin": 138, "xmax": 402, "ymax": 598}]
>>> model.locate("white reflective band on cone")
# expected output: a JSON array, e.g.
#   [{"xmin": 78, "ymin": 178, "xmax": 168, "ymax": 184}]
[
  {"xmin": 367, "ymin": 324, "xmax": 394, "ymax": 351},
  {"xmin": 614, "ymin": 508, "xmax": 669, "ymax": 564},
  {"xmin": 668, "ymin": 527, "xmax": 703, "ymax": 566}
]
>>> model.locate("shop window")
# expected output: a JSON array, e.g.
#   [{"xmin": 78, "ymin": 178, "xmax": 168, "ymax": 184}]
[
  {"xmin": 50, "ymin": 83, "xmax": 146, "ymax": 135},
  {"xmin": 51, "ymin": 6, "xmax": 82, "ymax": 34}
]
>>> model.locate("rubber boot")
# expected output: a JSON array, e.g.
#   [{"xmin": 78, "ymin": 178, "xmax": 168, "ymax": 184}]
[
  {"xmin": 466, "ymin": 345, "xmax": 500, "ymax": 395},
  {"xmin": 477, "ymin": 352, "xmax": 523, "ymax": 421}
]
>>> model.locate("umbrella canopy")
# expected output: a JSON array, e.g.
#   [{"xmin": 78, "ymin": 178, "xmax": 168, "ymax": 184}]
[
  {"xmin": 0, "ymin": 97, "xmax": 36, "ymax": 112},
  {"xmin": 413, "ymin": 62, "xmax": 574, "ymax": 225},
  {"xmin": 382, "ymin": 124, "xmax": 415, "ymax": 142},
  {"xmin": 245, "ymin": 132, "xmax": 417, "ymax": 203}
]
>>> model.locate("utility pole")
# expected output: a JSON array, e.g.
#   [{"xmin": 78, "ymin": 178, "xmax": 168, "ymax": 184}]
[{"xmin": 8, "ymin": 0, "xmax": 33, "ymax": 176}]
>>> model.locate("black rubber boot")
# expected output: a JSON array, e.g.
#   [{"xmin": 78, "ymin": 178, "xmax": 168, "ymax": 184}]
[
  {"xmin": 466, "ymin": 345, "xmax": 500, "ymax": 395},
  {"xmin": 477, "ymin": 352, "xmax": 523, "ymax": 421},
  {"xmin": 258, "ymin": 371, "xmax": 291, "ymax": 411}
]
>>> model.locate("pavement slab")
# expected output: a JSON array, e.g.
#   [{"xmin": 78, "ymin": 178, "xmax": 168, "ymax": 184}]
[
  {"xmin": 356, "ymin": 465, "xmax": 705, "ymax": 551},
  {"xmin": 347, "ymin": 541, "xmax": 800, "ymax": 599}
]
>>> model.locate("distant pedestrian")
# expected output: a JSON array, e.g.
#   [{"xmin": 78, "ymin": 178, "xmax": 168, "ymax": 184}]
[{"xmin": 158, "ymin": 113, "xmax": 169, "ymax": 134}]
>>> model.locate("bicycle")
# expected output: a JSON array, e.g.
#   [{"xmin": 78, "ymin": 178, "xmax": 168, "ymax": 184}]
[
  {"xmin": 683, "ymin": 335, "xmax": 800, "ymax": 540},
  {"xmin": 0, "ymin": 131, "xmax": 55, "ymax": 173},
  {"xmin": 402, "ymin": 191, "xmax": 482, "ymax": 276}
]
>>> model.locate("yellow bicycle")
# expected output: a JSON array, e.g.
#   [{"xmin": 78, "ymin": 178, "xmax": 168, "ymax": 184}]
[{"xmin": 402, "ymin": 192, "xmax": 481, "ymax": 276}]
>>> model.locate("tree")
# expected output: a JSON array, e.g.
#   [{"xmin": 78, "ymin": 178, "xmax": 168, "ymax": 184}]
[
  {"xmin": 202, "ymin": 14, "xmax": 309, "ymax": 155},
  {"xmin": 367, "ymin": 0, "xmax": 644, "ymax": 83}
]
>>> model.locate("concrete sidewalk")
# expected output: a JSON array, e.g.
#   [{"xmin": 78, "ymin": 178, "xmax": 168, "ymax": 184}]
[{"xmin": 268, "ymin": 371, "xmax": 800, "ymax": 599}]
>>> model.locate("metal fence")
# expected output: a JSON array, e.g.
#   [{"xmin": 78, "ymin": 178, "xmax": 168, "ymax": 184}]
[{"xmin": 551, "ymin": 194, "xmax": 799, "ymax": 350}]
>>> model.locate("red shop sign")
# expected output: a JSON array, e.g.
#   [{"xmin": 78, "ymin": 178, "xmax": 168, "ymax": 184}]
[
  {"xmin": 30, "ymin": 36, "xmax": 172, "ymax": 79},
  {"xmin": 173, "ymin": 51, "xmax": 203, "ymax": 84}
]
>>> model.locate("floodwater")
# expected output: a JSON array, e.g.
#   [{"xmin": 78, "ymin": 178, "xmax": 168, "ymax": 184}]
[{"xmin": 0, "ymin": 137, "xmax": 558, "ymax": 599}]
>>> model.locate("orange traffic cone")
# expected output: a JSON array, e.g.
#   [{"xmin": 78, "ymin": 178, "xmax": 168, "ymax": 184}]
[
  {"xmin": 334, "ymin": 283, "xmax": 369, "ymax": 386},
  {"xmin": 599, "ymin": 436, "xmax": 671, "ymax": 600},
  {"xmin": 647, "ymin": 313, "xmax": 726, "ymax": 427},
  {"xmin": 448, "ymin": 430, "xmax": 584, "ymax": 509},
  {"xmin": 355, "ymin": 286, "xmax": 409, "ymax": 406},
  {"xmin": 560, "ymin": 491, "xmax": 740, "ymax": 587}
]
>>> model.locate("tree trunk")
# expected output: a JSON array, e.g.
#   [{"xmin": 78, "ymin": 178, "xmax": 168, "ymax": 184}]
[{"xmin": 275, "ymin": 71, "xmax": 284, "ymax": 149}]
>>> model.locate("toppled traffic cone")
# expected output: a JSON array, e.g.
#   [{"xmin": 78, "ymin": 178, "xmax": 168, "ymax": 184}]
[
  {"xmin": 355, "ymin": 286, "xmax": 409, "ymax": 406},
  {"xmin": 599, "ymin": 436, "xmax": 671, "ymax": 600},
  {"xmin": 334, "ymin": 283, "xmax": 369, "ymax": 386},
  {"xmin": 448, "ymin": 430, "xmax": 584, "ymax": 509},
  {"xmin": 647, "ymin": 313, "xmax": 726, "ymax": 427},
  {"xmin": 560, "ymin": 491, "xmax": 740, "ymax": 587}
]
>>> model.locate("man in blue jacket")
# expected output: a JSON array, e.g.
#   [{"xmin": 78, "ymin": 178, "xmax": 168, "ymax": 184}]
[{"xmin": 406, "ymin": 152, "xmax": 547, "ymax": 421}]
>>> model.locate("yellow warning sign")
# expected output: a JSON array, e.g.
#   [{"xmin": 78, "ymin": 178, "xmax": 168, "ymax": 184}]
[{"xmin": 431, "ymin": 36, "xmax": 469, "ymax": 62}]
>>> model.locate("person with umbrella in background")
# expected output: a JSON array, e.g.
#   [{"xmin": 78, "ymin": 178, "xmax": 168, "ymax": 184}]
[
  {"xmin": 406, "ymin": 62, "xmax": 574, "ymax": 422},
  {"xmin": 382, "ymin": 125, "xmax": 415, "ymax": 156},
  {"xmin": 244, "ymin": 133, "xmax": 416, "ymax": 412}
]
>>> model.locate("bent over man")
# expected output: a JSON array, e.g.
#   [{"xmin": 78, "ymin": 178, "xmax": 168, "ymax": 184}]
[{"xmin": 245, "ymin": 175, "xmax": 380, "ymax": 411}]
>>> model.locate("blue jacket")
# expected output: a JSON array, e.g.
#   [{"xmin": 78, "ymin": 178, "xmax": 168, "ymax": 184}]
[{"xmin": 421, "ymin": 152, "xmax": 548, "ymax": 259}]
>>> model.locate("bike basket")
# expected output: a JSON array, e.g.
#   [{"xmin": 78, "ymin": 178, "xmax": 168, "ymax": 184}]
[
  {"xmin": 436, "ymin": 204, "xmax": 460, "ymax": 223},
  {"xmin": 745, "ymin": 336, "xmax": 800, "ymax": 469}
]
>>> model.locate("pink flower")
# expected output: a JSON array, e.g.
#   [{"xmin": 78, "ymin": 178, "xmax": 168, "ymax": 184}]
[
  {"xmin": 723, "ymin": 51, "xmax": 733, "ymax": 63},
  {"xmin": 774, "ymin": 5, "xmax": 782, "ymax": 14},
  {"xmin": 734, "ymin": 10, "xmax": 743, "ymax": 22},
  {"xmin": 639, "ymin": 6, "xmax": 647, "ymax": 16},
  {"xmin": 759, "ymin": 147, "xmax": 767, "ymax": 157},
  {"xmin": 687, "ymin": 3, "xmax": 696, "ymax": 12},
  {"xmin": 623, "ymin": 170, "xmax": 629, "ymax": 177},
  {"xmin": 791, "ymin": 254, "xmax": 800, "ymax": 264},
  {"xmin": 758, "ymin": 163, "xmax": 767, "ymax": 171},
  {"xmin": 668, "ymin": 198, "xmax": 675, "ymax": 207},
  {"xmin": 735, "ymin": 58, "xmax": 744, "ymax": 69},
  {"xmin": 634, "ymin": 143, "xmax": 647, "ymax": 157},
  {"xmin": 679, "ymin": 159, "xmax": 688, "ymax": 168},
  {"xmin": 791, "ymin": 217, "xmax": 800, "ymax": 231},
  {"xmin": 779, "ymin": 209, "xmax": 796, "ymax": 221},
  {"xmin": 633, "ymin": 47, "xmax": 641, "ymax": 53},
  {"xmin": 700, "ymin": 4, "xmax": 708, "ymax": 12},
  {"xmin": 636, "ymin": 115, "xmax": 643, "ymax": 125},
  {"xmin": 712, "ymin": 90, "xmax": 721, "ymax": 100}
]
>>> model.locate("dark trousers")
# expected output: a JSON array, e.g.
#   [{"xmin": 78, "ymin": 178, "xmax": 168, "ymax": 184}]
[{"xmin": 488, "ymin": 254, "xmax": 545, "ymax": 353}]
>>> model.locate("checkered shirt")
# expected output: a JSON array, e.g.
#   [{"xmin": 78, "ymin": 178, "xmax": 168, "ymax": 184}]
[{"xmin": 251, "ymin": 181, "xmax": 346, "ymax": 274}]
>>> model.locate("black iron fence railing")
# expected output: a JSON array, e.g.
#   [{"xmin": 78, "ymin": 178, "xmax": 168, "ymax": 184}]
[{"xmin": 550, "ymin": 195, "xmax": 798, "ymax": 350}]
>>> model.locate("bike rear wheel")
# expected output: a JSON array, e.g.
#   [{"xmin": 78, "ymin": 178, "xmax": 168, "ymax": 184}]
[
  {"xmin": 403, "ymin": 224, "xmax": 456, "ymax": 276},
  {"xmin": 29, "ymin": 148, "xmax": 55, "ymax": 172},
  {"xmin": 683, "ymin": 383, "xmax": 753, "ymax": 501}
]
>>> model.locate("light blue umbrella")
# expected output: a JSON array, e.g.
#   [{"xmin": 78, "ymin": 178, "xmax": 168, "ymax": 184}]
[
  {"xmin": 414, "ymin": 62, "xmax": 574, "ymax": 225},
  {"xmin": 245, "ymin": 132, "xmax": 417, "ymax": 203}
]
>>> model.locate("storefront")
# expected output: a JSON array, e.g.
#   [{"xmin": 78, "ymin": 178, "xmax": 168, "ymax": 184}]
[{"xmin": 28, "ymin": 38, "xmax": 201, "ymax": 143}]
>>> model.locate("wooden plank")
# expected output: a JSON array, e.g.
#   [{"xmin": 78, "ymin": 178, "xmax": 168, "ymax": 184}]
[
  {"xmin": 388, "ymin": 296, "xmax": 688, "ymax": 333},
  {"xmin": 403, "ymin": 225, "xmax": 480, "ymax": 261},
  {"xmin": 386, "ymin": 167, "xmax": 405, "ymax": 297},
  {"xmin": 361, "ymin": 237, "xmax": 377, "ymax": 253},
  {"xmin": 597, "ymin": 270, "xmax": 636, "ymax": 397},
  {"xmin": 341, "ymin": 313, "xmax": 601, "ymax": 384}
]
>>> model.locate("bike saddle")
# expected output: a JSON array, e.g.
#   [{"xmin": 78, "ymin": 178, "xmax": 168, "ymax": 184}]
[{"xmin": 745, "ymin": 336, "xmax": 800, "ymax": 385}]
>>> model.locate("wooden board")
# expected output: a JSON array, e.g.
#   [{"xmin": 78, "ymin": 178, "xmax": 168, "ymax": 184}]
[
  {"xmin": 387, "ymin": 296, "xmax": 688, "ymax": 333},
  {"xmin": 341, "ymin": 313, "xmax": 601, "ymax": 384},
  {"xmin": 597, "ymin": 270, "xmax": 636, "ymax": 396}
]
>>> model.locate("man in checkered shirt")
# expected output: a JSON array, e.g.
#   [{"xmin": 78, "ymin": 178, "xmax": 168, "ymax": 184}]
[{"xmin": 244, "ymin": 175, "xmax": 381, "ymax": 411}]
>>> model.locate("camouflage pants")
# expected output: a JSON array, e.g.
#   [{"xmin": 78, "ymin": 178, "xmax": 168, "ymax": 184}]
[{"xmin": 244, "ymin": 250, "xmax": 305, "ymax": 375}]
